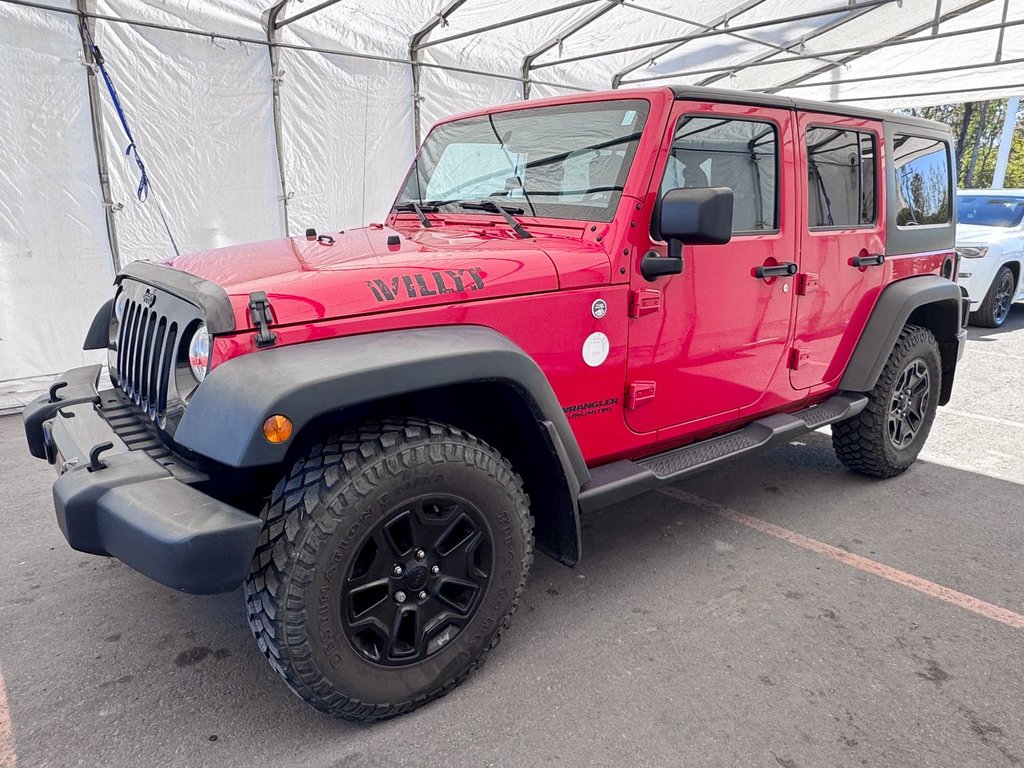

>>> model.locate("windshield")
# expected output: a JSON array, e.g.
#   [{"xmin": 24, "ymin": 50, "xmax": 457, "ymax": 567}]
[
  {"xmin": 395, "ymin": 99, "xmax": 651, "ymax": 223},
  {"xmin": 957, "ymin": 195, "xmax": 1024, "ymax": 228}
]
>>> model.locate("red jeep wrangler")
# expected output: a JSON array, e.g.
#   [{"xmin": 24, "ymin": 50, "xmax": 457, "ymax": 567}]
[{"xmin": 25, "ymin": 86, "xmax": 967, "ymax": 720}]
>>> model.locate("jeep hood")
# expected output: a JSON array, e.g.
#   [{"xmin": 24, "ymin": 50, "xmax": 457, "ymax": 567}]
[{"xmin": 160, "ymin": 223, "xmax": 610, "ymax": 328}]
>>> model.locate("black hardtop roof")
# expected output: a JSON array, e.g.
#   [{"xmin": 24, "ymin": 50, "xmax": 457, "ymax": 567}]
[{"xmin": 669, "ymin": 85, "xmax": 948, "ymax": 135}]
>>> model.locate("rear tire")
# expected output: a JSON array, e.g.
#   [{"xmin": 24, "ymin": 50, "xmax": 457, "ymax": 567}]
[
  {"xmin": 832, "ymin": 325, "xmax": 941, "ymax": 478},
  {"xmin": 244, "ymin": 419, "xmax": 533, "ymax": 721},
  {"xmin": 971, "ymin": 265, "xmax": 1015, "ymax": 328}
]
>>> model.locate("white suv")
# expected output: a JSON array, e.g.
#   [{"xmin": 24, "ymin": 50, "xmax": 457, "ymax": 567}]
[{"xmin": 956, "ymin": 189, "xmax": 1024, "ymax": 327}]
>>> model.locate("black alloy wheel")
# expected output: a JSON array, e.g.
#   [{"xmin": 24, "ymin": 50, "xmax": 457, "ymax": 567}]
[
  {"xmin": 886, "ymin": 358, "xmax": 931, "ymax": 450},
  {"xmin": 341, "ymin": 495, "xmax": 492, "ymax": 666}
]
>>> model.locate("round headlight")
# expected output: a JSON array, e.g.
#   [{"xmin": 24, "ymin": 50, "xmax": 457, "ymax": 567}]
[
  {"xmin": 188, "ymin": 323, "xmax": 210, "ymax": 382},
  {"xmin": 114, "ymin": 291, "xmax": 128, "ymax": 322}
]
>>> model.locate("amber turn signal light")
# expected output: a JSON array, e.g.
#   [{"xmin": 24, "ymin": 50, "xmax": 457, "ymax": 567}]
[{"xmin": 263, "ymin": 414, "xmax": 293, "ymax": 443}]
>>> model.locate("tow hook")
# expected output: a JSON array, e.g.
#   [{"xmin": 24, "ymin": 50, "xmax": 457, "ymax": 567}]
[{"xmin": 248, "ymin": 291, "xmax": 278, "ymax": 348}]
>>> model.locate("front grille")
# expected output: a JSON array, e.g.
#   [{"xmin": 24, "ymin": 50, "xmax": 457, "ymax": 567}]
[
  {"xmin": 116, "ymin": 297, "xmax": 178, "ymax": 418},
  {"xmin": 111, "ymin": 278, "xmax": 203, "ymax": 432}
]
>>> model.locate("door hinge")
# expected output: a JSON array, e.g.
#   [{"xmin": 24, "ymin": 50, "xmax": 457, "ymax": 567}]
[
  {"xmin": 248, "ymin": 291, "xmax": 278, "ymax": 348},
  {"xmin": 788, "ymin": 348, "xmax": 810, "ymax": 370},
  {"xmin": 626, "ymin": 381, "xmax": 656, "ymax": 409},
  {"xmin": 629, "ymin": 289, "xmax": 661, "ymax": 318},
  {"xmin": 796, "ymin": 273, "xmax": 819, "ymax": 295}
]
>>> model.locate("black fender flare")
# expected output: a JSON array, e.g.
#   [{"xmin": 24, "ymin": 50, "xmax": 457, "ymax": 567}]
[
  {"xmin": 840, "ymin": 275, "xmax": 964, "ymax": 403},
  {"xmin": 175, "ymin": 326, "xmax": 591, "ymax": 562},
  {"xmin": 83, "ymin": 298, "xmax": 113, "ymax": 351}
]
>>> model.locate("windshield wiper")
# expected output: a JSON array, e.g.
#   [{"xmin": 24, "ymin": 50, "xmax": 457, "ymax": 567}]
[
  {"xmin": 393, "ymin": 201, "xmax": 435, "ymax": 228},
  {"xmin": 458, "ymin": 200, "xmax": 532, "ymax": 239}
]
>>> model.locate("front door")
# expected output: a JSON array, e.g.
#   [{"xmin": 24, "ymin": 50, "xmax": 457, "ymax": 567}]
[{"xmin": 625, "ymin": 103, "xmax": 798, "ymax": 435}]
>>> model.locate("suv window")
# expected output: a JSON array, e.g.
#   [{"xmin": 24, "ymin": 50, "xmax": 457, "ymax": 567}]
[
  {"xmin": 661, "ymin": 116, "xmax": 778, "ymax": 233},
  {"xmin": 957, "ymin": 195, "xmax": 1024, "ymax": 228},
  {"xmin": 806, "ymin": 127, "xmax": 876, "ymax": 228},
  {"xmin": 893, "ymin": 134, "xmax": 951, "ymax": 227}
]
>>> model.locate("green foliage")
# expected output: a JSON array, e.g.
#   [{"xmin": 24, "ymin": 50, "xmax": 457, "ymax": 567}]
[{"xmin": 900, "ymin": 98, "xmax": 1023, "ymax": 189}]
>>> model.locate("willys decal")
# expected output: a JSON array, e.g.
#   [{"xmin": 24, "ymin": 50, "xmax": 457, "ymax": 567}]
[{"xmin": 367, "ymin": 268, "xmax": 485, "ymax": 303}]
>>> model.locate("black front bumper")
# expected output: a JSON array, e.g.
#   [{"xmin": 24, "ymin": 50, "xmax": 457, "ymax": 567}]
[{"xmin": 23, "ymin": 365, "xmax": 261, "ymax": 594}]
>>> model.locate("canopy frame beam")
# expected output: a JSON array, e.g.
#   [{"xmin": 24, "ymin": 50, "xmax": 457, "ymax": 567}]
[
  {"xmin": 411, "ymin": 0, "xmax": 469, "ymax": 147},
  {"xmin": 763, "ymin": 0, "xmax": 998, "ymax": 93},
  {"xmin": 521, "ymin": 0, "xmax": 621, "ymax": 99},
  {"xmin": 777, "ymin": 54, "xmax": 1024, "ymax": 92},
  {"xmin": 696, "ymin": 0, "xmax": 894, "ymax": 87},
  {"xmin": 629, "ymin": 3, "xmax": 845, "ymax": 69},
  {"xmin": 414, "ymin": 0, "xmax": 605, "ymax": 52},
  {"xmin": 612, "ymin": 0, "xmax": 768, "ymax": 87},
  {"xmin": 615, "ymin": 13, "xmax": 1021, "ymax": 86},
  {"xmin": 273, "ymin": 0, "xmax": 346, "ymax": 29},
  {"xmin": 532, "ymin": 0, "xmax": 896, "ymax": 71}
]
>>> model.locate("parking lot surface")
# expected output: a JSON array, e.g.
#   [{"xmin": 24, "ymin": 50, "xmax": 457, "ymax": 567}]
[{"xmin": 2, "ymin": 308, "xmax": 1023, "ymax": 768}]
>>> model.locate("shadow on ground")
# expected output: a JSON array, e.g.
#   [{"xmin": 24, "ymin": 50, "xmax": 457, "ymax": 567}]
[{"xmin": 3, "ymin": 416, "xmax": 1023, "ymax": 767}]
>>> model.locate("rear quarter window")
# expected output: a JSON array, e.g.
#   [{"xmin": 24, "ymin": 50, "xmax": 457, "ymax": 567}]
[{"xmin": 892, "ymin": 134, "xmax": 952, "ymax": 227}]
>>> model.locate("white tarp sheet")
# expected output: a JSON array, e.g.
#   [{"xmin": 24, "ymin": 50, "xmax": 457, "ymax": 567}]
[{"xmin": 0, "ymin": 0, "xmax": 1021, "ymax": 407}]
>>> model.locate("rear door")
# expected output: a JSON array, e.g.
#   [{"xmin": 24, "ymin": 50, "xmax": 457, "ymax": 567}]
[
  {"xmin": 791, "ymin": 113, "xmax": 886, "ymax": 389},
  {"xmin": 625, "ymin": 102, "xmax": 798, "ymax": 434}
]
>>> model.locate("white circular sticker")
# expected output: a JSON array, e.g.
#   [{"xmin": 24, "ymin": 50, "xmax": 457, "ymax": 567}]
[
  {"xmin": 582, "ymin": 332, "xmax": 610, "ymax": 367},
  {"xmin": 591, "ymin": 298, "xmax": 607, "ymax": 319}
]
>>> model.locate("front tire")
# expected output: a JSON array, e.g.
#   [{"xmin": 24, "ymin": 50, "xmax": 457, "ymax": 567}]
[
  {"xmin": 832, "ymin": 325, "xmax": 941, "ymax": 478},
  {"xmin": 971, "ymin": 265, "xmax": 1015, "ymax": 328},
  {"xmin": 245, "ymin": 419, "xmax": 533, "ymax": 721}
]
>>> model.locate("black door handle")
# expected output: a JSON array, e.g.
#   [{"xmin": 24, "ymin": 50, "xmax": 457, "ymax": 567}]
[
  {"xmin": 754, "ymin": 262, "xmax": 798, "ymax": 279},
  {"xmin": 851, "ymin": 253, "xmax": 885, "ymax": 267}
]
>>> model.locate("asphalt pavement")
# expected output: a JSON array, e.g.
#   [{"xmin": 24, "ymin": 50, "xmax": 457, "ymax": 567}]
[{"xmin": 1, "ymin": 308, "xmax": 1023, "ymax": 768}]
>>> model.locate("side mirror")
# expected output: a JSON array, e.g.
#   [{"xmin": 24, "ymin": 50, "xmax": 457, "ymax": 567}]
[{"xmin": 642, "ymin": 187, "xmax": 734, "ymax": 281}]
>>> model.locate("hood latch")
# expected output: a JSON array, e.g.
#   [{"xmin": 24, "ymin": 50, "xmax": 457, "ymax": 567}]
[{"xmin": 248, "ymin": 291, "xmax": 278, "ymax": 348}]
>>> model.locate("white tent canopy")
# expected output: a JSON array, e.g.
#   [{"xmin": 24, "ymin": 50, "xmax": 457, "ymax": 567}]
[{"xmin": 1, "ymin": 0, "xmax": 1022, "ymax": 407}]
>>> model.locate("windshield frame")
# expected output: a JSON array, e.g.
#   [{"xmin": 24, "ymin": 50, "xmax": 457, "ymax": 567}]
[
  {"xmin": 956, "ymin": 194, "xmax": 1024, "ymax": 228},
  {"xmin": 392, "ymin": 98, "xmax": 654, "ymax": 225}
]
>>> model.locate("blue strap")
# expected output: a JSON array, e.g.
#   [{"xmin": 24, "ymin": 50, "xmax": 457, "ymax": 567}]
[{"xmin": 80, "ymin": 20, "xmax": 179, "ymax": 255}]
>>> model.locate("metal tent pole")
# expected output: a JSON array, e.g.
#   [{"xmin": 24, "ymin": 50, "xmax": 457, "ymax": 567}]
[
  {"xmin": 522, "ymin": 0, "xmax": 620, "ymax": 100},
  {"xmin": 76, "ymin": 0, "xmax": 122, "ymax": 273},
  {"xmin": 266, "ymin": 0, "xmax": 291, "ymax": 236},
  {"xmin": 410, "ymin": 0, "xmax": 468, "ymax": 149},
  {"xmin": 992, "ymin": 96, "xmax": 1020, "ymax": 189}
]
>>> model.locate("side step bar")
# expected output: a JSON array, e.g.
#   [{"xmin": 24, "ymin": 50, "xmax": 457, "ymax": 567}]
[{"xmin": 577, "ymin": 394, "xmax": 868, "ymax": 514}]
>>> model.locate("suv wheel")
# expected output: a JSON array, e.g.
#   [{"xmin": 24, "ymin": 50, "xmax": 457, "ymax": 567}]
[
  {"xmin": 832, "ymin": 325, "xmax": 941, "ymax": 478},
  {"xmin": 245, "ymin": 419, "xmax": 533, "ymax": 721},
  {"xmin": 972, "ymin": 265, "xmax": 1015, "ymax": 328}
]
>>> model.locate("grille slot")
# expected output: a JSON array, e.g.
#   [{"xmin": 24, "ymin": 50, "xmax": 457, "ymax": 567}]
[{"xmin": 115, "ymin": 295, "xmax": 182, "ymax": 422}]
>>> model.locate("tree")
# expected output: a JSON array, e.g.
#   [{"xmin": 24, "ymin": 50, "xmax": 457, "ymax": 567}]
[{"xmin": 901, "ymin": 98, "xmax": 1022, "ymax": 188}]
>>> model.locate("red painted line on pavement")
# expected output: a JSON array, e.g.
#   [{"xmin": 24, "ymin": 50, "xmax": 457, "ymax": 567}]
[
  {"xmin": 0, "ymin": 659, "xmax": 15, "ymax": 768},
  {"xmin": 658, "ymin": 487, "xmax": 1024, "ymax": 632}
]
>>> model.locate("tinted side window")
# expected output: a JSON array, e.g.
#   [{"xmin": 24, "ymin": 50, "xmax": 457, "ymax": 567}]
[
  {"xmin": 893, "ymin": 135, "xmax": 951, "ymax": 226},
  {"xmin": 661, "ymin": 117, "xmax": 778, "ymax": 232},
  {"xmin": 806, "ymin": 127, "xmax": 876, "ymax": 228}
]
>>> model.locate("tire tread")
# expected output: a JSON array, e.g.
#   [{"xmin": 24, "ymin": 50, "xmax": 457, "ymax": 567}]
[
  {"xmin": 244, "ymin": 418, "xmax": 533, "ymax": 721},
  {"xmin": 832, "ymin": 324, "xmax": 939, "ymax": 479}
]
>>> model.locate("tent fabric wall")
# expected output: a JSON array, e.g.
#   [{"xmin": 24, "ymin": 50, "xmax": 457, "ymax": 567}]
[
  {"xmin": 0, "ymin": 0, "xmax": 1022, "ymax": 410},
  {"xmin": 93, "ymin": 3, "xmax": 283, "ymax": 263},
  {"xmin": 0, "ymin": 5, "xmax": 112, "ymax": 402}
]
